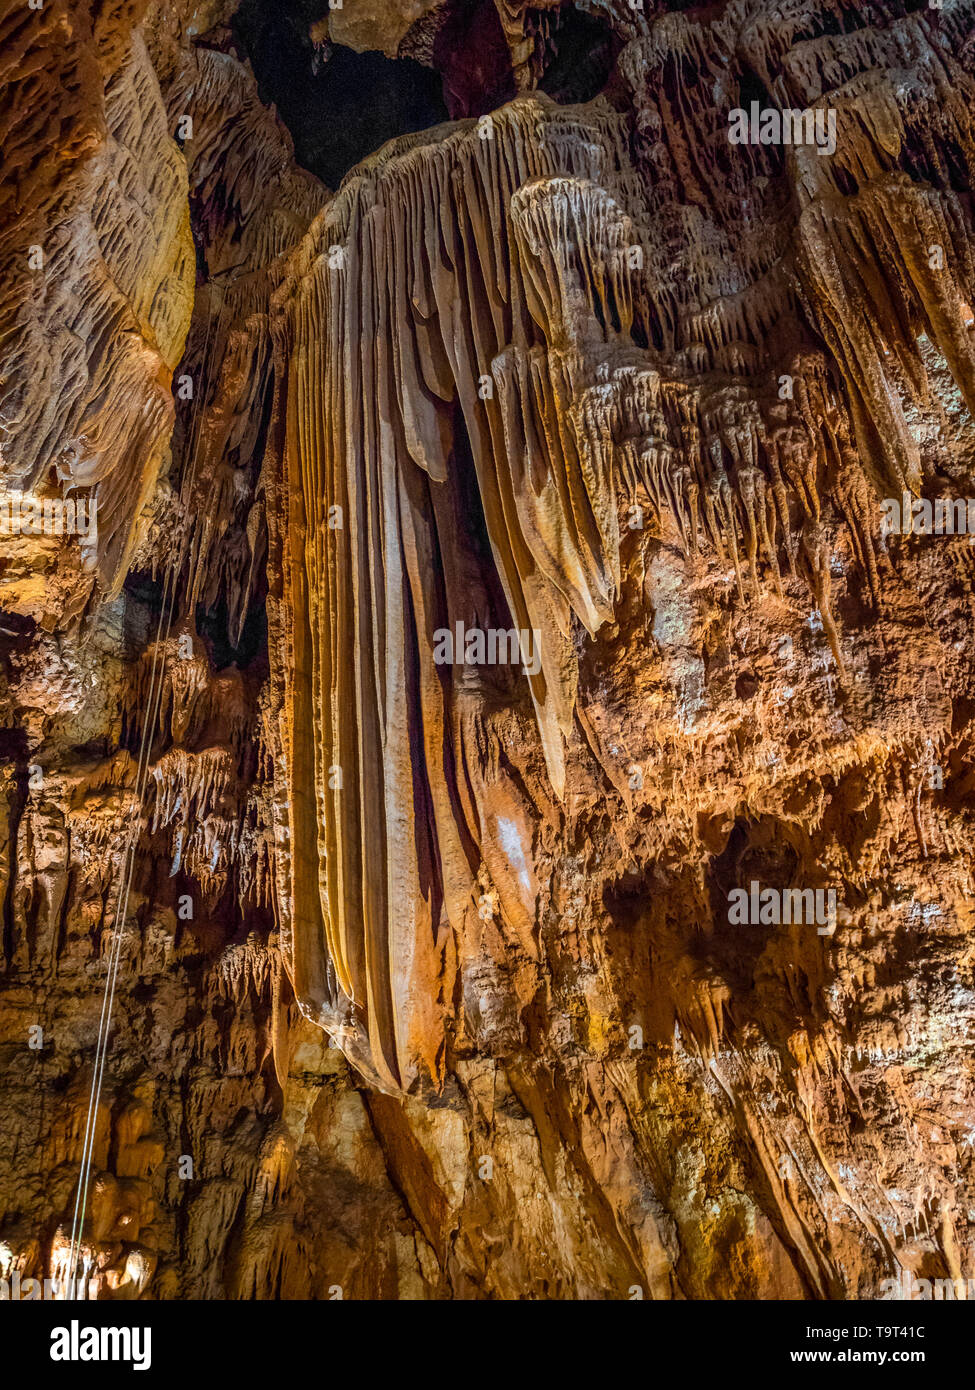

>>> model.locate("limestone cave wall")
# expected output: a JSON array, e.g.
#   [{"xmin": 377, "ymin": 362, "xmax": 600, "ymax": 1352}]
[{"xmin": 2, "ymin": 0, "xmax": 975, "ymax": 1300}]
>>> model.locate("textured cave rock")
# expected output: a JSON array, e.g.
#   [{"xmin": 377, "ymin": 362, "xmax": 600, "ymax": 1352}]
[{"xmin": 2, "ymin": 0, "xmax": 975, "ymax": 1301}]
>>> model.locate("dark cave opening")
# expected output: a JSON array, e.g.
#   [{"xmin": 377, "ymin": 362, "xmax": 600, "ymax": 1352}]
[
  {"xmin": 703, "ymin": 815, "xmax": 805, "ymax": 1000},
  {"xmin": 122, "ymin": 569, "xmax": 165, "ymax": 614},
  {"xmin": 196, "ymin": 594, "xmax": 268, "ymax": 676},
  {"xmin": 538, "ymin": 6, "xmax": 621, "ymax": 106},
  {"xmin": 231, "ymin": 0, "xmax": 624, "ymax": 187},
  {"xmin": 231, "ymin": 0, "xmax": 450, "ymax": 188}
]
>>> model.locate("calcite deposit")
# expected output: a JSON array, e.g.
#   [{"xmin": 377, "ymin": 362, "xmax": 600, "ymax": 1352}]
[{"xmin": 2, "ymin": 0, "xmax": 975, "ymax": 1301}]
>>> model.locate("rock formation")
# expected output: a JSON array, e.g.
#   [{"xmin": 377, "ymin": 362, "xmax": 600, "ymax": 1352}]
[{"xmin": 3, "ymin": 0, "xmax": 975, "ymax": 1300}]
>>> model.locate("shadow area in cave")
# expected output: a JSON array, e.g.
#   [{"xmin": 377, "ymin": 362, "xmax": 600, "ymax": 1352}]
[
  {"xmin": 538, "ymin": 6, "xmax": 620, "ymax": 106},
  {"xmin": 231, "ymin": 1, "xmax": 450, "ymax": 188}
]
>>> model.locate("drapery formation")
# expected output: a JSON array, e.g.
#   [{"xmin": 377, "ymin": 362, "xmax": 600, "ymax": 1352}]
[
  {"xmin": 264, "ymin": 4, "xmax": 975, "ymax": 1095},
  {"xmin": 265, "ymin": 97, "xmax": 646, "ymax": 1091}
]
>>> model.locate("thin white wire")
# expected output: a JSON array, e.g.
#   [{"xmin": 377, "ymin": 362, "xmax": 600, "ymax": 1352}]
[
  {"xmin": 66, "ymin": 281, "xmax": 228, "ymax": 1296},
  {"xmin": 65, "ymin": 451, "xmax": 189, "ymax": 1293}
]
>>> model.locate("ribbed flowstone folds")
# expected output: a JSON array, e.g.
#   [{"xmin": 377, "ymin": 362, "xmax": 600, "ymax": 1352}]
[{"xmin": 264, "ymin": 99, "xmax": 648, "ymax": 1091}]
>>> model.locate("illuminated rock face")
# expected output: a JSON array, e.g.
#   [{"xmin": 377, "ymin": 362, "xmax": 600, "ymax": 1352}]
[
  {"xmin": 3, "ymin": 0, "xmax": 975, "ymax": 1300},
  {"xmin": 0, "ymin": 2, "xmax": 196, "ymax": 613}
]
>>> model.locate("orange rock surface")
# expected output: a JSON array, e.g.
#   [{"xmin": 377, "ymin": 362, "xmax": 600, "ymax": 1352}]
[{"xmin": 2, "ymin": 0, "xmax": 975, "ymax": 1300}]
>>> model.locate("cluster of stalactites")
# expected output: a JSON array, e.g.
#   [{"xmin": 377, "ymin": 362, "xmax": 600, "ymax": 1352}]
[
  {"xmin": 605, "ymin": 349, "xmax": 882, "ymax": 671},
  {"xmin": 117, "ymin": 636, "xmax": 273, "ymax": 907},
  {"xmin": 264, "ymin": 9, "xmax": 975, "ymax": 1095},
  {"xmin": 144, "ymin": 746, "xmax": 272, "ymax": 907},
  {"xmin": 615, "ymin": 1, "xmax": 975, "ymax": 497},
  {"xmin": 123, "ymin": 638, "xmax": 249, "ymax": 750},
  {"xmin": 164, "ymin": 46, "xmax": 324, "ymax": 281},
  {"xmin": 212, "ymin": 931, "xmax": 275, "ymax": 1000},
  {"xmin": 62, "ymin": 743, "xmax": 272, "ymax": 916},
  {"xmin": 791, "ymin": 50, "xmax": 975, "ymax": 498},
  {"xmin": 617, "ymin": 31, "xmax": 797, "ymax": 367}
]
